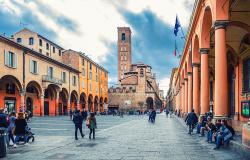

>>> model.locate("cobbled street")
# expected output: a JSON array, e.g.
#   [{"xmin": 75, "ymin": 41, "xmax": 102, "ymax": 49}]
[{"xmin": 4, "ymin": 114, "xmax": 246, "ymax": 160}]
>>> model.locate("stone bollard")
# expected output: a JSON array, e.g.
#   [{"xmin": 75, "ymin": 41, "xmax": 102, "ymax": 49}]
[{"xmin": 242, "ymin": 119, "xmax": 250, "ymax": 149}]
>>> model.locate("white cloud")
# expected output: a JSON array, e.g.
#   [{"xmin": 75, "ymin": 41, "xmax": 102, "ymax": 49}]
[{"xmin": 158, "ymin": 76, "xmax": 170, "ymax": 97}]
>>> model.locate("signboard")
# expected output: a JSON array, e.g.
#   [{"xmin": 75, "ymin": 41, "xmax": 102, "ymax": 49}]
[{"xmin": 241, "ymin": 100, "xmax": 250, "ymax": 118}]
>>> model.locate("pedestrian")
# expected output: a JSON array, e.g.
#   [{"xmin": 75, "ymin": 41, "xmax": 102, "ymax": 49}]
[
  {"xmin": 214, "ymin": 120, "xmax": 233, "ymax": 150},
  {"xmin": 205, "ymin": 117, "xmax": 216, "ymax": 143},
  {"xmin": 151, "ymin": 109, "xmax": 156, "ymax": 123},
  {"xmin": 73, "ymin": 110, "xmax": 84, "ymax": 140},
  {"xmin": 0, "ymin": 108, "xmax": 9, "ymax": 147},
  {"xmin": 13, "ymin": 112, "xmax": 28, "ymax": 147},
  {"xmin": 7, "ymin": 112, "xmax": 16, "ymax": 146},
  {"xmin": 148, "ymin": 109, "xmax": 152, "ymax": 122},
  {"xmin": 81, "ymin": 108, "xmax": 88, "ymax": 121},
  {"xmin": 185, "ymin": 109, "xmax": 198, "ymax": 134},
  {"xmin": 165, "ymin": 108, "xmax": 169, "ymax": 118},
  {"xmin": 69, "ymin": 109, "xmax": 73, "ymax": 120},
  {"xmin": 87, "ymin": 112, "xmax": 97, "ymax": 139}
]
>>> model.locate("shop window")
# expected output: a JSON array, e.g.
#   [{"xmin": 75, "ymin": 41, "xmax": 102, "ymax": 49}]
[
  {"xmin": 6, "ymin": 83, "xmax": 15, "ymax": 94},
  {"xmin": 243, "ymin": 58, "xmax": 250, "ymax": 93}
]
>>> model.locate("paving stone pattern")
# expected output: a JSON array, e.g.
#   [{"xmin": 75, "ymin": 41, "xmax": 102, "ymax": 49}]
[{"xmin": 4, "ymin": 114, "xmax": 247, "ymax": 160}]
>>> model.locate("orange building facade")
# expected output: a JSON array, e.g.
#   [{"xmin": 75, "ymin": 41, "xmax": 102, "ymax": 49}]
[
  {"xmin": 0, "ymin": 28, "xmax": 108, "ymax": 116},
  {"xmin": 169, "ymin": 0, "xmax": 250, "ymax": 147}
]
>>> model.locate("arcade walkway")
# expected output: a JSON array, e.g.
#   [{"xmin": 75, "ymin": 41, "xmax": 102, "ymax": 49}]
[{"xmin": 6, "ymin": 114, "xmax": 246, "ymax": 160}]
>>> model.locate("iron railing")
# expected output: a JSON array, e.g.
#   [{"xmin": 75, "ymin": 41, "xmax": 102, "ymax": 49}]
[{"xmin": 42, "ymin": 75, "xmax": 62, "ymax": 85}]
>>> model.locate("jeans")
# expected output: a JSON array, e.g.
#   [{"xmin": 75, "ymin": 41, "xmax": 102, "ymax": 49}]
[
  {"xmin": 14, "ymin": 134, "xmax": 28, "ymax": 144},
  {"xmin": 207, "ymin": 130, "xmax": 213, "ymax": 142},
  {"xmin": 196, "ymin": 123, "xmax": 201, "ymax": 134},
  {"xmin": 8, "ymin": 131, "xmax": 14, "ymax": 144},
  {"xmin": 188, "ymin": 125, "xmax": 193, "ymax": 134},
  {"xmin": 89, "ymin": 128, "xmax": 95, "ymax": 139},
  {"xmin": 75, "ymin": 125, "xmax": 84, "ymax": 139}
]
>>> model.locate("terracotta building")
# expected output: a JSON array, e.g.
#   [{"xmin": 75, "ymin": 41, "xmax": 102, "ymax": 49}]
[
  {"xmin": 166, "ymin": 0, "xmax": 250, "ymax": 148},
  {"xmin": 0, "ymin": 28, "xmax": 108, "ymax": 116},
  {"xmin": 108, "ymin": 27, "xmax": 161, "ymax": 111}
]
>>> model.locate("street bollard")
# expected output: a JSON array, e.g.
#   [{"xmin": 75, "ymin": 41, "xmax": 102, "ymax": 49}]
[{"xmin": 0, "ymin": 128, "xmax": 6, "ymax": 158}]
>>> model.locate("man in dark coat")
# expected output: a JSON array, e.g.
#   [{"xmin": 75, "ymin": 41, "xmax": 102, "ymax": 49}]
[
  {"xmin": 81, "ymin": 108, "xmax": 88, "ymax": 121},
  {"xmin": 185, "ymin": 109, "xmax": 198, "ymax": 134},
  {"xmin": 73, "ymin": 110, "xmax": 84, "ymax": 140},
  {"xmin": 0, "ymin": 109, "xmax": 8, "ymax": 147}
]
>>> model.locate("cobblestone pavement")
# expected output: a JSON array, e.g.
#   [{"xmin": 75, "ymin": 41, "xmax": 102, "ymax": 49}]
[{"xmin": 4, "ymin": 114, "xmax": 247, "ymax": 160}]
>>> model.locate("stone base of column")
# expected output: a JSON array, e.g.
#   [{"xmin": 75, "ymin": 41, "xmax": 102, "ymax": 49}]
[
  {"xmin": 242, "ymin": 123, "xmax": 250, "ymax": 148},
  {"xmin": 213, "ymin": 116, "xmax": 229, "ymax": 120}
]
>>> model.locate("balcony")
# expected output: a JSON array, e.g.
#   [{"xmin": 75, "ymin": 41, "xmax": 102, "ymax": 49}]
[{"xmin": 42, "ymin": 75, "xmax": 63, "ymax": 85}]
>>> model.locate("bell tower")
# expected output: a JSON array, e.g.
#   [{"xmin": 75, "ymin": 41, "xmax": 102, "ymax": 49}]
[{"xmin": 117, "ymin": 27, "xmax": 132, "ymax": 81}]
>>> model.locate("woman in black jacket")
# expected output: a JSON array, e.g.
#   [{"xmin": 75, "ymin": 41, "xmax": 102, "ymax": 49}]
[{"xmin": 13, "ymin": 112, "xmax": 28, "ymax": 147}]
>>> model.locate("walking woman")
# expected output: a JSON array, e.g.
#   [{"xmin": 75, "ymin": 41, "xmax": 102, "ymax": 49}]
[
  {"xmin": 87, "ymin": 112, "xmax": 97, "ymax": 139},
  {"xmin": 8, "ymin": 112, "xmax": 16, "ymax": 146}
]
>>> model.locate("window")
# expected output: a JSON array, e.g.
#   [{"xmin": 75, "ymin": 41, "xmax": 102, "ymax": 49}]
[
  {"xmin": 46, "ymin": 43, "xmax": 49, "ymax": 50},
  {"xmin": 124, "ymin": 65, "xmax": 127, "ymax": 71},
  {"xmin": 243, "ymin": 58, "xmax": 250, "ymax": 93},
  {"xmin": 89, "ymin": 83, "xmax": 92, "ymax": 91},
  {"xmin": 30, "ymin": 60, "xmax": 38, "ymax": 74},
  {"xmin": 61, "ymin": 71, "xmax": 66, "ymax": 83},
  {"xmin": 6, "ymin": 83, "xmax": 15, "ymax": 94},
  {"xmin": 46, "ymin": 52, "xmax": 49, "ymax": 56},
  {"xmin": 72, "ymin": 76, "xmax": 76, "ymax": 86},
  {"xmin": 90, "ymin": 63, "xmax": 92, "ymax": 70},
  {"xmin": 100, "ymin": 88, "xmax": 102, "ymax": 94},
  {"xmin": 39, "ymin": 49, "xmax": 42, "ymax": 53},
  {"xmin": 89, "ymin": 72, "xmax": 92, "ymax": 80},
  {"xmin": 121, "ymin": 55, "xmax": 123, "ymax": 61},
  {"xmin": 39, "ymin": 39, "xmax": 42, "ymax": 46},
  {"xmin": 17, "ymin": 38, "xmax": 22, "ymax": 43},
  {"xmin": 96, "ymin": 67, "xmax": 98, "ymax": 73},
  {"xmin": 82, "ymin": 68, "xmax": 85, "ymax": 76},
  {"xmin": 4, "ymin": 51, "xmax": 17, "ymax": 68},
  {"xmin": 82, "ymin": 59, "xmax": 85, "ymax": 66},
  {"xmin": 59, "ymin": 50, "xmax": 61, "ymax": 56},
  {"xmin": 96, "ymin": 87, "xmax": 98, "ymax": 93},
  {"xmin": 53, "ymin": 46, "xmax": 55, "ymax": 53},
  {"xmin": 48, "ymin": 67, "xmax": 53, "ymax": 78},
  {"xmin": 29, "ymin": 37, "xmax": 34, "ymax": 45},
  {"xmin": 96, "ymin": 75, "xmax": 98, "ymax": 82},
  {"xmin": 124, "ymin": 55, "xmax": 127, "ymax": 61},
  {"xmin": 121, "ymin": 33, "xmax": 125, "ymax": 41}
]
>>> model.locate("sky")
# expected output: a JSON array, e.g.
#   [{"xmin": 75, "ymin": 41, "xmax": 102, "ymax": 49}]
[{"xmin": 0, "ymin": 0, "xmax": 194, "ymax": 96}]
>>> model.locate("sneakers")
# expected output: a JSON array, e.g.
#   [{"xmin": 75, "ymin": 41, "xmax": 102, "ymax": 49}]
[{"xmin": 82, "ymin": 134, "xmax": 85, "ymax": 138}]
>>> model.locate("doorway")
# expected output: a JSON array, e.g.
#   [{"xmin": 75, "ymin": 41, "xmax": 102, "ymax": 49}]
[
  {"xmin": 44, "ymin": 101, "xmax": 49, "ymax": 116},
  {"xmin": 26, "ymin": 97, "xmax": 33, "ymax": 114}
]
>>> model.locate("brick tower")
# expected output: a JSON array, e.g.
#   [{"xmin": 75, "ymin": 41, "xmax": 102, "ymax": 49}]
[{"xmin": 117, "ymin": 27, "xmax": 132, "ymax": 81}]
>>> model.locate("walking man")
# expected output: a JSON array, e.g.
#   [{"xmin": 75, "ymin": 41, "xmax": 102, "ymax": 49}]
[
  {"xmin": 73, "ymin": 110, "xmax": 84, "ymax": 140},
  {"xmin": 185, "ymin": 109, "xmax": 198, "ymax": 134}
]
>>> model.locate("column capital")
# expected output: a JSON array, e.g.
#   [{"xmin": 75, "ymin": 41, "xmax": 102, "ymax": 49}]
[
  {"xmin": 192, "ymin": 63, "xmax": 200, "ymax": 68},
  {"xmin": 199, "ymin": 48, "xmax": 209, "ymax": 54},
  {"xmin": 213, "ymin": 20, "xmax": 229, "ymax": 30}
]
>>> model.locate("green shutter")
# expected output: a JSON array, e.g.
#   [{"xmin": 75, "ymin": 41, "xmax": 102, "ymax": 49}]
[{"xmin": 4, "ymin": 50, "xmax": 9, "ymax": 66}]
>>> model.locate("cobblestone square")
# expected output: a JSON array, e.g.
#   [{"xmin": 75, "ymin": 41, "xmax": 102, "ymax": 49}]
[{"xmin": 4, "ymin": 114, "xmax": 247, "ymax": 160}]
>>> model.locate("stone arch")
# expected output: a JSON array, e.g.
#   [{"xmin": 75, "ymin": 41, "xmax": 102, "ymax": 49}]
[
  {"xmin": 192, "ymin": 34, "xmax": 200, "ymax": 64},
  {"xmin": 88, "ymin": 94, "xmax": 93, "ymax": 112},
  {"xmin": 200, "ymin": 6, "xmax": 213, "ymax": 49},
  {"xmin": 26, "ymin": 81, "xmax": 42, "ymax": 97},
  {"xmin": 70, "ymin": 90, "xmax": 78, "ymax": 110},
  {"xmin": 94, "ymin": 96, "xmax": 98, "ymax": 112},
  {"xmin": 59, "ymin": 88, "xmax": 69, "ymax": 115},
  {"xmin": 0, "ymin": 75, "xmax": 22, "ymax": 91},
  {"xmin": 26, "ymin": 81, "xmax": 42, "ymax": 115},
  {"xmin": 99, "ymin": 97, "xmax": 104, "ymax": 112},
  {"xmin": 80, "ymin": 92, "xmax": 87, "ymax": 111}
]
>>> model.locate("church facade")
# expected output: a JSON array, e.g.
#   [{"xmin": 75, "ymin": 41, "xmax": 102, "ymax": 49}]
[{"xmin": 108, "ymin": 27, "xmax": 161, "ymax": 112}]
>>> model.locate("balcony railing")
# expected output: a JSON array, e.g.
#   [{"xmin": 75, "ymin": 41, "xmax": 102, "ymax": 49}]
[{"xmin": 42, "ymin": 75, "xmax": 63, "ymax": 85}]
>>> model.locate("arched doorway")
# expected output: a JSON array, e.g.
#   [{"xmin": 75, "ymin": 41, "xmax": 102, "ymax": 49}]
[
  {"xmin": 80, "ymin": 92, "xmax": 87, "ymax": 111},
  {"xmin": 26, "ymin": 97, "xmax": 33, "ymax": 114},
  {"xmin": 94, "ymin": 96, "xmax": 98, "ymax": 112},
  {"xmin": 88, "ymin": 94, "xmax": 93, "ymax": 112},
  {"xmin": 59, "ymin": 88, "xmax": 68, "ymax": 115},
  {"xmin": 0, "ymin": 75, "xmax": 22, "ymax": 113},
  {"xmin": 26, "ymin": 81, "xmax": 42, "ymax": 116},
  {"xmin": 146, "ymin": 97, "xmax": 154, "ymax": 110},
  {"xmin": 44, "ymin": 84, "xmax": 59, "ymax": 116},
  {"xmin": 99, "ymin": 97, "xmax": 103, "ymax": 112},
  {"xmin": 70, "ymin": 90, "xmax": 78, "ymax": 111}
]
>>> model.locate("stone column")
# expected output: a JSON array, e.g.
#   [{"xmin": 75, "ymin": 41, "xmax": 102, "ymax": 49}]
[
  {"xmin": 40, "ymin": 94, "xmax": 44, "ymax": 116},
  {"xmin": 55, "ymin": 92, "xmax": 60, "ymax": 116},
  {"xmin": 184, "ymin": 78, "xmax": 188, "ymax": 113},
  {"xmin": 192, "ymin": 63, "xmax": 200, "ymax": 114},
  {"xmin": 20, "ymin": 91, "xmax": 25, "ymax": 112},
  {"xmin": 187, "ymin": 72, "xmax": 193, "ymax": 113},
  {"xmin": 214, "ymin": 21, "xmax": 229, "ymax": 118},
  {"xmin": 200, "ymin": 48, "xmax": 210, "ymax": 115}
]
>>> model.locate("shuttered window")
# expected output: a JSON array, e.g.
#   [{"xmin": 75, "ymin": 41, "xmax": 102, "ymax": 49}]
[
  {"xmin": 30, "ymin": 60, "xmax": 38, "ymax": 74},
  {"xmin": 61, "ymin": 71, "xmax": 66, "ymax": 83},
  {"xmin": 4, "ymin": 51, "xmax": 17, "ymax": 68},
  {"xmin": 243, "ymin": 58, "xmax": 250, "ymax": 93},
  {"xmin": 72, "ymin": 76, "xmax": 76, "ymax": 86}
]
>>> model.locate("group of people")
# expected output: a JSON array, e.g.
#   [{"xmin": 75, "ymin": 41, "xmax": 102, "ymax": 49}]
[
  {"xmin": 0, "ymin": 109, "xmax": 30, "ymax": 148},
  {"xmin": 71, "ymin": 108, "xmax": 97, "ymax": 140},
  {"xmin": 148, "ymin": 109, "xmax": 156, "ymax": 123},
  {"xmin": 185, "ymin": 109, "xmax": 235, "ymax": 150}
]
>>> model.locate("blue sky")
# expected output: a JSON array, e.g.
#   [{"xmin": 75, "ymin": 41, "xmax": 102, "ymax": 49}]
[{"xmin": 0, "ymin": 0, "xmax": 194, "ymax": 95}]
